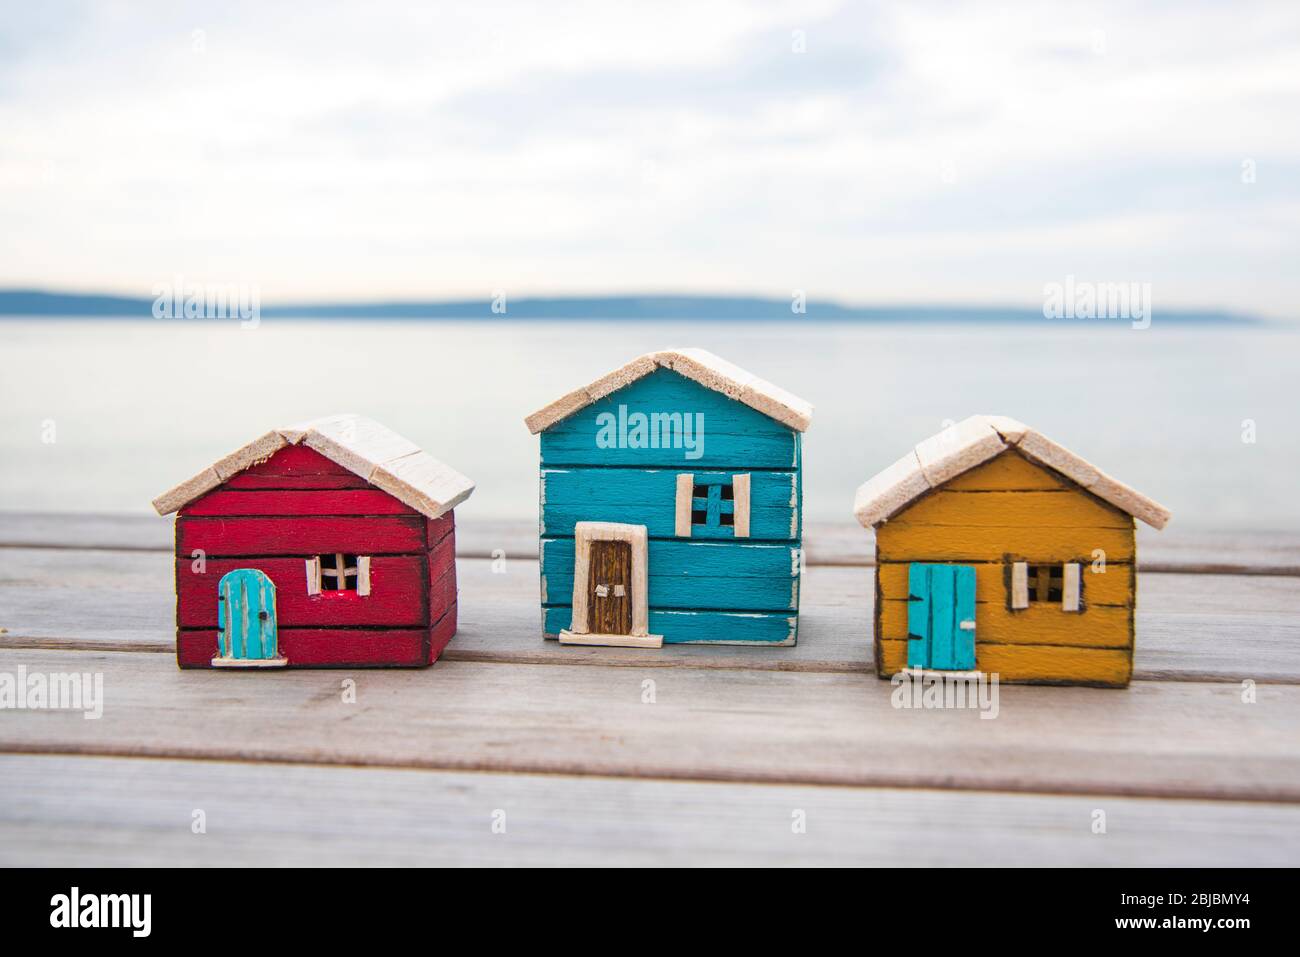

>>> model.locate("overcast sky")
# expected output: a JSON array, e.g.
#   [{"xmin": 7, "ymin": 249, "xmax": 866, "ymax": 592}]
[{"xmin": 1, "ymin": 1, "xmax": 1297, "ymax": 316}]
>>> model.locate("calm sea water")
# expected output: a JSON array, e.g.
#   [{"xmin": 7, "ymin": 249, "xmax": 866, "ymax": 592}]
[{"xmin": 0, "ymin": 319, "xmax": 1296, "ymax": 529}]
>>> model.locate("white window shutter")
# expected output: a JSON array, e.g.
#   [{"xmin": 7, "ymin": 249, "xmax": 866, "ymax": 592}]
[
  {"xmin": 305, "ymin": 557, "xmax": 321, "ymax": 595},
  {"xmin": 732, "ymin": 473, "xmax": 751, "ymax": 538},
  {"xmin": 1062, "ymin": 562, "xmax": 1081, "ymax": 612},
  {"xmin": 1010, "ymin": 562, "xmax": 1029, "ymax": 609},
  {"xmin": 358, "ymin": 556, "xmax": 372, "ymax": 597},
  {"xmin": 675, "ymin": 474, "xmax": 693, "ymax": 537}
]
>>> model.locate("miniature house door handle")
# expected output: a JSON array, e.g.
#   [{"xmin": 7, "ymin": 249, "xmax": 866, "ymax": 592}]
[{"xmin": 959, "ymin": 619, "xmax": 975, "ymax": 631}]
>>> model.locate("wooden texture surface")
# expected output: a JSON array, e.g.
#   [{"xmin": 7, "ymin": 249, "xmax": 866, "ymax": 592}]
[
  {"xmin": 3, "ymin": 755, "xmax": 1295, "ymax": 867},
  {"xmin": 6, "ymin": 646, "xmax": 1297, "ymax": 801},
  {"xmin": 7, "ymin": 546, "xmax": 1298, "ymax": 680},
  {"xmin": 1, "ymin": 513, "xmax": 1298, "ymax": 865}
]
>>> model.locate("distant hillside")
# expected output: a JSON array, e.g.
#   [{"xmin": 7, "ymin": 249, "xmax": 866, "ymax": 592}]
[{"xmin": 0, "ymin": 289, "xmax": 1258, "ymax": 324}]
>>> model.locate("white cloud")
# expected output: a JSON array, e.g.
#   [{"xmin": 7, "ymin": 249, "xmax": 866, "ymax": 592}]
[{"xmin": 0, "ymin": 0, "xmax": 1297, "ymax": 316}]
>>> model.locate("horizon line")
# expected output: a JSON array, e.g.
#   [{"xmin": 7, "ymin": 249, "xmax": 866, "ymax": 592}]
[{"xmin": 0, "ymin": 287, "xmax": 1269, "ymax": 324}]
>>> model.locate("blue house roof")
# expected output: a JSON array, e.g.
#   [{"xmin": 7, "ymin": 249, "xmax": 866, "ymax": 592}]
[{"xmin": 524, "ymin": 349, "xmax": 813, "ymax": 434}]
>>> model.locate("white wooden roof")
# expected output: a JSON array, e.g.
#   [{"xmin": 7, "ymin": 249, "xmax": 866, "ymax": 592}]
[
  {"xmin": 853, "ymin": 415, "xmax": 1171, "ymax": 530},
  {"xmin": 152, "ymin": 414, "xmax": 475, "ymax": 520},
  {"xmin": 524, "ymin": 349, "xmax": 814, "ymax": 434}
]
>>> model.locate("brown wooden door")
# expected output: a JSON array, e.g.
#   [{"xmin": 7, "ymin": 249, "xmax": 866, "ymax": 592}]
[{"xmin": 587, "ymin": 540, "xmax": 632, "ymax": 635}]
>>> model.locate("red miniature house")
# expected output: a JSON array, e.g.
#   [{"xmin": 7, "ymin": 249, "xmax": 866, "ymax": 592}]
[{"xmin": 152, "ymin": 414, "xmax": 474, "ymax": 669}]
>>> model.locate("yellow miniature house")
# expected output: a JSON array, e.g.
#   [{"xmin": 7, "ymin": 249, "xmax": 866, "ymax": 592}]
[{"xmin": 854, "ymin": 416, "xmax": 1170, "ymax": 688}]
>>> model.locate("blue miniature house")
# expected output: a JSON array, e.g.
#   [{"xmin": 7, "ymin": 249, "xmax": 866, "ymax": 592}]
[{"xmin": 524, "ymin": 349, "xmax": 813, "ymax": 648}]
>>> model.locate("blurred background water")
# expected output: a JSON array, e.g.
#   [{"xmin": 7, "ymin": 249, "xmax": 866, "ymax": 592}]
[{"xmin": 1, "ymin": 317, "xmax": 1294, "ymax": 530}]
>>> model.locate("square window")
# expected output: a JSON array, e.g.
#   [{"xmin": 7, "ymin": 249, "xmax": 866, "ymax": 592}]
[
  {"xmin": 675, "ymin": 472, "xmax": 751, "ymax": 540},
  {"xmin": 1026, "ymin": 564, "xmax": 1063, "ymax": 603},
  {"xmin": 319, "ymin": 553, "xmax": 360, "ymax": 592},
  {"xmin": 691, "ymin": 480, "xmax": 734, "ymax": 530}
]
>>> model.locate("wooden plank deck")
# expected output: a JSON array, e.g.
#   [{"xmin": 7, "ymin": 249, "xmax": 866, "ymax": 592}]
[
  {"xmin": 1, "ymin": 511, "xmax": 1298, "ymax": 865},
  {"xmin": 4, "ymin": 755, "xmax": 1297, "ymax": 867}
]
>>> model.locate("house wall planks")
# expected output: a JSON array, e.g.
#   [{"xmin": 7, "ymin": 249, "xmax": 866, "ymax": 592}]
[
  {"xmin": 896, "ymin": 489, "xmax": 1131, "ymax": 529},
  {"xmin": 542, "ymin": 538, "xmax": 798, "ymax": 611},
  {"xmin": 426, "ymin": 513, "xmax": 455, "ymax": 549},
  {"xmin": 539, "ymin": 368, "xmax": 796, "ymax": 437},
  {"xmin": 543, "ymin": 537, "xmax": 798, "ymax": 581},
  {"xmin": 540, "ymin": 430, "xmax": 798, "ymax": 470},
  {"xmin": 427, "ymin": 601, "xmax": 460, "ymax": 664},
  {"xmin": 223, "ymin": 472, "xmax": 371, "ymax": 491},
  {"xmin": 428, "ymin": 535, "xmax": 458, "ymax": 618},
  {"xmin": 877, "ymin": 639, "xmax": 1133, "ymax": 687},
  {"xmin": 237, "ymin": 444, "xmax": 353, "ymax": 477},
  {"xmin": 875, "ymin": 524, "xmax": 1136, "ymax": 563},
  {"xmin": 538, "ymin": 369, "xmax": 799, "ymax": 470},
  {"xmin": 177, "ymin": 556, "xmax": 428, "ymax": 628},
  {"xmin": 880, "ymin": 600, "xmax": 1131, "ymax": 648},
  {"xmin": 180, "ymin": 489, "xmax": 418, "ymax": 517},
  {"xmin": 179, "ymin": 627, "xmax": 432, "ymax": 668},
  {"xmin": 543, "ymin": 605, "xmax": 797, "ymax": 645},
  {"xmin": 877, "ymin": 561, "xmax": 1134, "ymax": 607},
  {"xmin": 542, "ymin": 468, "xmax": 797, "ymax": 541},
  {"xmin": 939, "ymin": 451, "xmax": 1070, "ymax": 491},
  {"xmin": 177, "ymin": 515, "xmax": 428, "ymax": 557}
]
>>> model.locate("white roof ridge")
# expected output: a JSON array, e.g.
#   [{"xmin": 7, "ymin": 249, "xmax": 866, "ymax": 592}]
[
  {"xmin": 853, "ymin": 414, "xmax": 1170, "ymax": 530},
  {"xmin": 152, "ymin": 413, "xmax": 474, "ymax": 520},
  {"xmin": 523, "ymin": 348, "xmax": 814, "ymax": 434}
]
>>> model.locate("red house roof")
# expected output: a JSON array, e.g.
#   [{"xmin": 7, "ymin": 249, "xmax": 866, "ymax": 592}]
[{"xmin": 153, "ymin": 413, "xmax": 474, "ymax": 520}]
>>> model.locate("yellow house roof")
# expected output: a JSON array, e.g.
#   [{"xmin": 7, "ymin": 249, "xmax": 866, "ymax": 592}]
[
  {"xmin": 524, "ymin": 349, "xmax": 814, "ymax": 434},
  {"xmin": 853, "ymin": 415, "xmax": 1171, "ymax": 530}
]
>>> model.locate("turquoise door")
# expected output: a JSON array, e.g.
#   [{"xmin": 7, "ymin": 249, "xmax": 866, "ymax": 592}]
[
  {"xmin": 216, "ymin": 568, "xmax": 280, "ymax": 661},
  {"xmin": 907, "ymin": 564, "xmax": 976, "ymax": 670}
]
